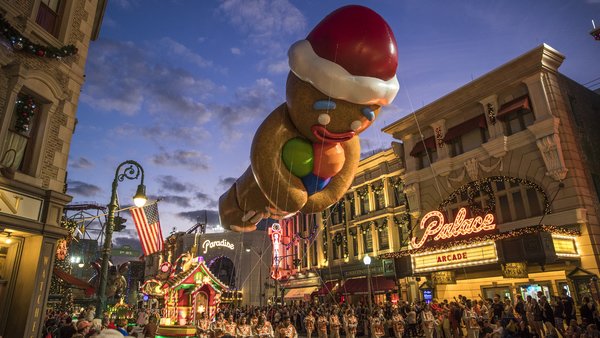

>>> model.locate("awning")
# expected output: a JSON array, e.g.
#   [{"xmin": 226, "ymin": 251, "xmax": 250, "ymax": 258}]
[
  {"xmin": 409, "ymin": 137, "xmax": 436, "ymax": 156},
  {"xmin": 443, "ymin": 115, "xmax": 487, "ymax": 143},
  {"xmin": 340, "ymin": 276, "xmax": 397, "ymax": 294},
  {"xmin": 315, "ymin": 281, "xmax": 339, "ymax": 295},
  {"xmin": 497, "ymin": 95, "xmax": 531, "ymax": 120},
  {"xmin": 284, "ymin": 286, "xmax": 318, "ymax": 299},
  {"xmin": 53, "ymin": 267, "xmax": 95, "ymax": 296}
]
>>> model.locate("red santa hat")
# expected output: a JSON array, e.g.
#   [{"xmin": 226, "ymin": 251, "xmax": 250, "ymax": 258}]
[{"xmin": 288, "ymin": 5, "xmax": 399, "ymax": 106}]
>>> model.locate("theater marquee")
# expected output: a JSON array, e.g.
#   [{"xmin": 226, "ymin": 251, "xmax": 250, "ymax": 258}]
[{"xmin": 412, "ymin": 241, "xmax": 498, "ymax": 273}]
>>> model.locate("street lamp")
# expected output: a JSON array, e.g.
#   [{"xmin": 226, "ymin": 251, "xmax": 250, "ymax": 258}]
[
  {"xmin": 363, "ymin": 254, "xmax": 372, "ymax": 313},
  {"xmin": 96, "ymin": 160, "xmax": 147, "ymax": 318}
]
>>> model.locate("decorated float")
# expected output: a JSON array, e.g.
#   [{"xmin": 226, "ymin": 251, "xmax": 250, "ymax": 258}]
[{"xmin": 156, "ymin": 256, "xmax": 227, "ymax": 338}]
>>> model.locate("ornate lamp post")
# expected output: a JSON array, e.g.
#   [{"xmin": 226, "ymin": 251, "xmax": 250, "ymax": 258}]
[
  {"xmin": 363, "ymin": 254, "xmax": 372, "ymax": 313},
  {"xmin": 96, "ymin": 160, "xmax": 147, "ymax": 318}
]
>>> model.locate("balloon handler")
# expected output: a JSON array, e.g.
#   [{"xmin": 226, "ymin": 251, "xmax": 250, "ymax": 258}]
[{"xmin": 219, "ymin": 5, "xmax": 399, "ymax": 232}]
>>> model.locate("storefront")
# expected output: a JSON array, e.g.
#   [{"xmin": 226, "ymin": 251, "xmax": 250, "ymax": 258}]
[
  {"xmin": 0, "ymin": 182, "xmax": 70, "ymax": 337},
  {"xmin": 387, "ymin": 207, "xmax": 588, "ymax": 302}
]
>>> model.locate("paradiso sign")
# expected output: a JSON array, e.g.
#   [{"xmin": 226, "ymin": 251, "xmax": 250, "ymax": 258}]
[
  {"xmin": 410, "ymin": 207, "xmax": 499, "ymax": 273},
  {"xmin": 202, "ymin": 239, "xmax": 235, "ymax": 254}
]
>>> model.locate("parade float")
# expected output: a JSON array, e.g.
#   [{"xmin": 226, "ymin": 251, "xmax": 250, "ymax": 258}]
[{"xmin": 156, "ymin": 255, "xmax": 227, "ymax": 338}]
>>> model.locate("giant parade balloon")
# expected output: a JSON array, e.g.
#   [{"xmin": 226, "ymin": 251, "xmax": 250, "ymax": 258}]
[{"xmin": 219, "ymin": 5, "xmax": 399, "ymax": 232}]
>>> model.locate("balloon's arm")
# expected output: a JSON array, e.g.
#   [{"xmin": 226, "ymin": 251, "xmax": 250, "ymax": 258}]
[
  {"xmin": 300, "ymin": 137, "xmax": 360, "ymax": 213},
  {"xmin": 251, "ymin": 105, "xmax": 308, "ymax": 212}
]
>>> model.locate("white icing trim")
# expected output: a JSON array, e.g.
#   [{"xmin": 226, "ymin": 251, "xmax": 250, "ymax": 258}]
[{"xmin": 288, "ymin": 40, "xmax": 399, "ymax": 106}]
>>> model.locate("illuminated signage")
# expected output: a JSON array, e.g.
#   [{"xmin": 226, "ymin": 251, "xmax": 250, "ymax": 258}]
[
  {"xmin": 552, "ymin": 235, "xmax": 579, "ymax": 257},
  {"xmin": 412, "ymin": 241, "xmax": 498, "ymax": 273},
  {"xmin": 0, "ymin": 186, "xmax": 42, "ymax": 221},
  {"xmin": 410, "ymin": 208, "xmax": 496, "ymax": 249},
  {"xmin": 202, "ymin": 239, "xmax": 235, "ymax": 254}
]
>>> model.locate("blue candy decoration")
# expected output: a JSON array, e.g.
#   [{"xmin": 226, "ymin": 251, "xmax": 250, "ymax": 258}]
[{"xmin": 301, "ymin": 173, "xmax": 332, "ymax": 195}]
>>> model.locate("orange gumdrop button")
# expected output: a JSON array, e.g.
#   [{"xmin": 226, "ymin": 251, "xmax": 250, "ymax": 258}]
[{"xmin": 312, "ymin": 142, "xmax": 345, "ymax": 179}]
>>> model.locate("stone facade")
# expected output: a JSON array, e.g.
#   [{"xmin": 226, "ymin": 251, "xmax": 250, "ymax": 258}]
[
  {"xmin": 282, "ymin": 148, "xmax": 408, "ymax": 303},
  {"xmin": 0, "ymin": 1, "xmax": 105, "ymax": 337},
  {"xmin": 382, "ymin": 44, "xmax": 600, "ymax": 301}
]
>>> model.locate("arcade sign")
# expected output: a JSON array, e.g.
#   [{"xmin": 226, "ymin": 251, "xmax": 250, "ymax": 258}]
[
  {"xmin": 202, "ymin": 239, "xmax": 235, "ymax": 254},
  {"xmin": 410, "ymin": 207, "xmax": 497, "ymax": 249},
  {"xmin": 412, "ymin": 241, "xmax": 498, "ymax": 273}
]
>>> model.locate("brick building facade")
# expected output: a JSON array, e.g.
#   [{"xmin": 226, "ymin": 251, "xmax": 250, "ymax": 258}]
[{"xmin": 0, "ymin": 1, "xmax": 105, "ymax": 336}]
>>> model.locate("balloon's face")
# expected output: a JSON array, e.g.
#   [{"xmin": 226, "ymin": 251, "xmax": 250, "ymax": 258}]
[{"xmin": 286, "ymin": 73, "xmax": 380, "ymax": 144}]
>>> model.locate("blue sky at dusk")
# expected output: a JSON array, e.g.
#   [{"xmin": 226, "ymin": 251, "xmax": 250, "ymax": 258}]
[{"xmin": 66, "ymin": 0, "xmax": 600, "ymax": 244}]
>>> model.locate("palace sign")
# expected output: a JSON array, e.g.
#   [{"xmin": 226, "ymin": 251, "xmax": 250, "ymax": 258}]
[
  {"xmin": 410, "ymin": 207, "xmax": 497, "ymax": 249},
  {"xmin": 202, "ymin": 239, "xmax": 235, "ymax": 254},
  {"xmin": 412, "ymin": 241, "xmax": 498, "ymax": 273}
]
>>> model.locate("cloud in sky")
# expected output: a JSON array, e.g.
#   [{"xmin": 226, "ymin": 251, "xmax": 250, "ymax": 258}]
[
  {"xmin": 81, "ymin": 39, "xmax": 220, "ymax": 122},
  {"xmin": 217, "ymin": 0, "xmax": 306, "ymax": 52},
  {"xmin": 156, "ymin": 175, "xmax": 190, "ymax": 193},
  {"xmin": 149, "ymin": 194, "xmax": 192, "ymax": 208},
  {"xmin": 214, "ymin": 78, "xmax": 278, "ymax": 136},
  {"xmin": 70, "ymin": 157, "xmax": 94, "ymax": 169},
  {"xmin": 67, "ymin": 180, "xmax": 102, "ymax": 197},
  {"xmin": 218, "ymin": 177, "xmax": 236, "ymax": 189},
  {"xmin": 230, "ymin": 47, "xmax": 241, "ymax": 55},
  {"xmin": 151, "ymin": 149, "xmax": 210, "ymax": 171},
  {"xmin": 177, "ymin": 209, "xmax": 223, "ymax": 232}
]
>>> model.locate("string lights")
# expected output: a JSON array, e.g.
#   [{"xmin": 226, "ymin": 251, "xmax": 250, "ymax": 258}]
[
  {"xmin": 380, "ymin": 224, "xmax": 580, "ymax": 259},
  {"xmin": 0, "ymin": 14, "xmax": 78, "ymax": 59}
]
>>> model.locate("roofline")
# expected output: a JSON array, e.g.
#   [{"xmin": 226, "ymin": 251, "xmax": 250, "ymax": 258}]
[
  {"xmin": 91, "ymin": 0, "xmax": 107, "ymax": 41},
  {"xmin": 381, "ymin": 44, "xmax": 564, "ymax": 136}
]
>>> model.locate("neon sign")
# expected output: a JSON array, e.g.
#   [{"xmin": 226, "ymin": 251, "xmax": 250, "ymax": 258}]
[
  {"xmin": 202, "ymin": 239, "xmax": 235, "ymax": 254},
  {"xmin": 270, "ymin": 223, "xmax": 281, "ymax": 280},
  {"xmin": 410, "ymin": 207, "xmax": 496, "ymax": 249}
]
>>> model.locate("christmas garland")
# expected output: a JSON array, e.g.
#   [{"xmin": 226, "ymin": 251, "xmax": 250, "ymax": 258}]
[
  {"xmin": 379, "ymin": 224, "xmax": 580, "ymax": 259},
  {"xmin": 0, "ymin": 14, "xmax": 78, "ymax": 58},
  {"xmin": 438, "ymin": 176, "xmax": 551, "ymax": 216},
  {"xmin": 14, "ymin": 94, "xmax": 38, "ymax": 133}
]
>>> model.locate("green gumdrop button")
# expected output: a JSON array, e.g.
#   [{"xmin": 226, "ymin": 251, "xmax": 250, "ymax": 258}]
[{"xmin": 282, "ymin": 138, "xmax": 313, "ymax": 177}]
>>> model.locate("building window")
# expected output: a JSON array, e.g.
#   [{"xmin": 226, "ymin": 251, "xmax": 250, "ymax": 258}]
[
  {"xmin": 390, "ymin": 178, "xmax": 405, "ymax": 206},
  {"xmin": 441, "ymin": 176, "xmax": 547, "ymax": 225},
  {"xmin": 330, "ymin": 202, "xmax": 344, "ymax": 225},
  {"xmin": 348, "ymin": 195, "xmax": 356, "ymax": 219},
  {"xmin": 362, "ymin": 225, "xmax": 373, "ymax": 253},
  {"xmin": 358, "ymin": 189, "xmax": 370, "ymax": 215},
  {"xmin": 302, "ymin": 242, "xmax": 307, "ymax": 267},
  {"xmin": 311, "ymin": 243, "xmax": 317, "ymax": 266},
  {"xmin": 498, "ymin": 95, "xmax": 535, "ymax": 136},
  {"xmin": 1, "ymin": 93, "xmax": 41, "ymax": 174},
  {"xmin": 373, "ymin": 184, "xmax": 385, "ymax": 210},
  {"xmin": 444, "ymin": 115, "xmax": 489, "ymax": 157},
  {"xmin": 416, "ymin": 149, "xmax": 437, "ymax": 169},
  {"xmin": 36, "ymin": 0, "xmax": 63, "ymax": 37},
  {"xmin": 378, "ymin": 224, "xmax": 389, "ymax": 250},
  {"xmin": 352, "ymin": 233, "xmax": 358, "ymax": 256}
]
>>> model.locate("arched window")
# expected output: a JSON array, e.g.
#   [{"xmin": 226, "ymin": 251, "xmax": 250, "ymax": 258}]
[{"xmin": 439, "ymin": 176, "xmax": 550, "ymax": 225}]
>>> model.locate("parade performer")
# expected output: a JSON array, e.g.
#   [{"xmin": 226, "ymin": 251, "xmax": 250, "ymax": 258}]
[
  {"xmin": 345, "ymin": 310, "xmax": 359, "ymax": 338},
  {"xmin": 371, "ymin": 311, "xmax": 385, "ymax": 338},
  {"xmin": 224, "ymin": 314, "xmax": 237, "ymax": 337},
  {"xmin": 237, "ymin": 316, "xmax": 253, "ymax": 338},
  {"xmin": 196, "ymin": 312, "xmax": 212, "ymax": 338},
  {"xmin": 304, "ymin": 310, "xmax": 316, "ymax": 338},
  {"xmin": 255, "ymin": 315, "xmax": 274, "ymax": 338},
  {"xmin": 276, "ymin": 316, "xmax": 298, "ymax": 338},
  {"xmin": 317, "ymin": 312, "xmax": 329, "ymax": 338},
  {"xmin": 329, "ymin": 309, "xmax": 341, "ymax": 338},
  {"xmin": 219, "ymin": 5, "xmax": 399, "ymax": 232},
  {"xmin": 391, "ymin": 309, "xmax": 405, "ymax": 338},
  {"xmin": 212, "ymin": 312, "xmax": 226, "ymax": 338}
]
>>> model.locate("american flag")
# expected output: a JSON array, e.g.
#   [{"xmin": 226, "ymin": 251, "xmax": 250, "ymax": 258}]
[{"xmin": 130, "ymin": 202, "xmax": 164, "ymax": 256}]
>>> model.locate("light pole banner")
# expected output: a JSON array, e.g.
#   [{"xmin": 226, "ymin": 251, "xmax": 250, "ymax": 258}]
[{"xmin": 130, "ymin": 202, "xmax": 164, "ymax": 256}]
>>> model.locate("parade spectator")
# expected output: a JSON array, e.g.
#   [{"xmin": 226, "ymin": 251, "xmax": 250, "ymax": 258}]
[{"xmin": 143, "ymin": 316, "xmax": 158, "ymax": 338}]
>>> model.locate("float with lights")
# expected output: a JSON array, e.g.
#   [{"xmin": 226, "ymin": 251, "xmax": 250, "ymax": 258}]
[{"xmin": 155, "ymin": 255, "xmax": 228, "ymax": 338}]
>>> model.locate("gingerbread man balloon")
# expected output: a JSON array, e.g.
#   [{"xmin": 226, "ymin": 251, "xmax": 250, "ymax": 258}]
[{"xmin": 219, "ymin": 5, "xmax": 399, "ymax": 232}]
